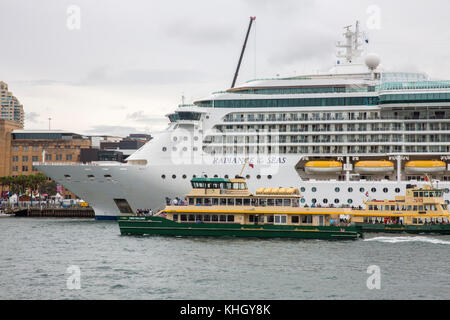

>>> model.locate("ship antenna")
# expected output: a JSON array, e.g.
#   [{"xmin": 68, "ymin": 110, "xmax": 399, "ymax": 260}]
[{"xmin": 239, "ymin": 158, "xmax": 249, "ymax": 177}]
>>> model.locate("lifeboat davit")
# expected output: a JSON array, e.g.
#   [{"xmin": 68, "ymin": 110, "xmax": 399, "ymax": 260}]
[
  {"xmin": 405, "ymin": 160, "xmax": 447, "ymax": 174},
  {"xmin": 305, "ymin": 161, "xmax": 342, "ymax": 174},
  {"xmin": 354, "ymin": 160, "xmax": 394, "ymax": 174}
]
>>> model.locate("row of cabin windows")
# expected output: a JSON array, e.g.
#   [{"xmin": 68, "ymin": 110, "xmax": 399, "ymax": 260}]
[
  {"xmin": 364, "ymin": 216, "xmax": 450, "ymax": 224},
  {"xmin": 188, "ymin": 197, "xmax": 299, "ymax": 207},
  {"xmin": 191, "ymin": 182, "xmax": 246, "ymax": 190},
  {"xmin": 175, "ymin": 214, "xmax": 235, "ymax": 223},
  {"xmin": 413, "ymin": 191, "xmax": 443, "ymax": 197},
  {"xmin": 367, "ymin": 204, "xmax": 446, "ymax": 211},
  {"xmin": 173, "ymin": 214, "xmax": 313, "ymax": 224}
]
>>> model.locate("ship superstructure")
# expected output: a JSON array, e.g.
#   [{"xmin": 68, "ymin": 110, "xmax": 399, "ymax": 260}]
[{"xmin": 36, "ymin": 22, "xmax": 450, "ymax": 219}]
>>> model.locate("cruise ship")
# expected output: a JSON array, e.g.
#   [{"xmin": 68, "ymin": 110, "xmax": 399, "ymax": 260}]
[{"xmin": 36, "ymin": 22, "xmax": 450, "ymax": 219}]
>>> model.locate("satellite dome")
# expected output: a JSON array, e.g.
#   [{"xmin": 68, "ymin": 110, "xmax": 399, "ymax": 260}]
[{"xmin": 365, "ymin": 53, "xmax": 381, "ymax": 70}]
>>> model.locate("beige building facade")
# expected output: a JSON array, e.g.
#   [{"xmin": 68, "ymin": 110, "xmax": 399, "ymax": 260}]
[
  {"xmin": 0, "ymin": 81, "xmax": 24, "ymax": 126},
  {"xmin": 0, "ymin": 119, "xmax": 24, "ymax": 177}
]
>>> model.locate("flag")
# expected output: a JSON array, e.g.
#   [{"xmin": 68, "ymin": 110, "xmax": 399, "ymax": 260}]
[
  {"xmin": 424, "ymin": 176, "xmax": 428, "ymax": 182},
  {"xmin": 365, "ymin": 191, "xmax": 369, "ymax": 197},
  {"xmin": 249, "ymin": 163, "xmax": 254, "ymax": 169}
]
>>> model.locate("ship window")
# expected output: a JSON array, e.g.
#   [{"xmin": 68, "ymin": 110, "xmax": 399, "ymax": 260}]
[
  {"xmin": 236, "ymin": 198, "xmax": 243, "ymax": 206},
  {"xmin": 419, "ymin": 192, "xmax": 423, "ymax": 197},
  {"xmin": 276, "ymin": 199, "xmax": 283, "ymax": 206},
  {"xmin": 161, "ymin": 175, "xmax": 166, "ymax": 179},
  {"xmin": 219, "ymin": 215, "xmax": 227, "ymax": 222},
  {"xmin": 394, "ymin": 188, "xmax": 400, "ymax": 193},
  {"xmin": 312, "ymin": 187, "xmax": 317, "ymax": 192},
  {"xmin": 204, "ymin": 198, "xmax": 211, "ymax": 205},
  {"xmin": 413, "ymin": 218, "xmax": 418, "ymax": 224},
  {"xmin": 180, "ymin": 214, "xmax": 187, "ymax": 221},
  {"xmin": 335, "ymin": 187, "xmax": 340, "ymax": 193},
  {"xmin": 189, "ymin": 198, "xmax": 194, "ymax": 205},
  {"xmin": 249, "ymin": 215, "xmax": 255, "ymax": 222},
  {"xmin": 204, "ymin": 215, "xmax": 211, "ymax": 222},
  {"xmin": 257, "ymin": 175, "xmax": 261, "ymax": 179},
  {"xmin": 220, "ymin": 198, "xmax": 227, "ymax": 205},
  {"xmin": 371, "ymin": 188, "xmax": 376, "ymax": 193},
  {"xmin": 348, "ymin": 187, "xmax": 353, "ymax": 193},
  {"xmin": 196, "ymin": 198, "xmax": 203, "ymax": 205},
  {"xmin": 182, "ymin": 175, "xmax": 187, "ymax": 179},
  {"xmin": 172, "ymin": 175, "xmax": 176, "ymax": 179},
  {"xmin": 243, "ymin": 199, "xmax": 250, "ymax": 206},
  {"xmin": 360, "ymin": 188, "xmax": 365, "ymax": 193},
  {"xmin": 267, "ymin": 215, "xmax": 274, "ymax": 223},
  {"xmin": 445, "ymin": 189, "xmax": 450, "ymax": 194},
  {"xmin": 284, "ymin": 199, "xmax": 291, "ymax": 206},
  {"xmin": 300, "ymin": 187, "xmax": 306, "ymax": 192},
  {"xmin": 301, "ymin": 198, "xmax": 306, "ymax": 203},
  {"xmin": 419, "ymin": 205, "xmax": 424, "ymax": 211},
  {"xmin": 312, "ymin": 199, "xmax": 317, "ymax": 204},
  {"xmin": 267, "ymin": 199, "xmax": 275, "ymax": 206},
  {"xmin": 227, "ymin": 215, "xmax": 235, "ymax": 222},
  {"xmin": 414, "ymin": 192, "xmax": 418, "ymax": 197},
  {"xmin": 383, "ymin": 188, "xmax": 388, "ymax": 193},
  {"xmin": 323, "ymin": 199, "xmax": 328, "ymax": 204},
  {"xmin": 334, "ymin": 199, "xmax": 340, "ymax": 204},
  {"xmin": 348, "ymin": 199, "xmax": 353, "ymax": 204},
  {"xmin": 424, "ymin": 192, "xmax": 429, "ymax": 197},
  {"xmin": 407, "ymin": 205, "xmax": 412, "ymax": 211},
  {"xmin": 227, "ymin": 198, "xmax": 235, "ymax": 206},
  {"xmin": 188, "ymin": 215, "xmax": 195, "ymax": 221},
  {"xmin": 292, "ymin": 216, "xmax": 300, "ymax": 224},
  {"xmin": 195, "ymin": 215, "xmax": 203, "ymax": 222},
  {"xmin": 212, "ymin": 198, "xmax": 219, "ymax": 205},
  {"xmin": 162, "ymin": 147, "xmax": 167, "ymax": 152},
  {"xmin": 369, "ymin": 205, "xmax": 373, "ymax": 210},
  {"xmin": 302, "ymin": 215, "xmax": 313, "ymax": 224},
  {"xmin": 268, "ymin": 175, "xmax": 272, "ymax": 179}
]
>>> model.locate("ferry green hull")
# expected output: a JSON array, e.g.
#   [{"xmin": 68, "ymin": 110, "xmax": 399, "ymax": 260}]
[
  {"xmin": 356, "ymin": 223, "xmax": 450, "ymax": 235},
  {"xmin": 118, "ymin": 216, "xmax": 363, "ymax": 240}
]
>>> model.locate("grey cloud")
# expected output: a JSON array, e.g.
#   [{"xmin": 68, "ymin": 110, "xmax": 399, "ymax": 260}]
[
  {"xmin": 83, "ymin": 125, "xmax": 151, "ymax": 137},
  {"xmin": 164, "ymin": 20, "xmax": 237, "ymax": 44},
  {"xmin": 25, "ymin": 112, "xmax": 40, "ymax": 123},
  {"xmin": 126, "ymin": 111, "xmax": 168, "ymax": 123}
]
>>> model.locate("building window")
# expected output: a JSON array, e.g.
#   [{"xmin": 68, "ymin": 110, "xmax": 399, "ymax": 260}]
[
  {"xmin": 32, "ymin": 146, "xmax": 39, "ymax": 151},
  {"xmin": 22, "ymin": 166, "xmax": 28, "ymax": 172},
  {"xmin": 12, "ymin": 166, "xmax": 18, "ymax": 172},
  {"xmin": 32, "ymin": 156, "xmax": 38, "ymax": 162},
  {"xmin": 12, "ymin": 156, "xmax": 18, "ymax": 162},
  {"xmin": 45, "ymin": 154, "xmax": 52, "ymax": 161},
  {"xmin": 22, "ymin": 156, "xmax": 28, "ymax": 162},
  {"xmin": 66, "ymin": 154, "xmax": 73, "ymax": 161},
  {"xmin": 22, "ymin": 146, "xmax": 28, "ymax": 151},
  {"xmin": 56, "ymin": 154, "xmax": 62, "ymax": 161}
]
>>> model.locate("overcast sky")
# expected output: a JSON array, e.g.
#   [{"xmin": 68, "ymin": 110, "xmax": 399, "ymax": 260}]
[{"xmin": 1, "ymin": 0, "xmax": 450, "ymax": 136}]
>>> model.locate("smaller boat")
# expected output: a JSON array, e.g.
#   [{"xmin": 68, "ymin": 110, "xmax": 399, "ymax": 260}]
[
  {"xmin": 304, "ymin": 161, "xmax": 343, "ymax": 174},
  {"xmin": 354, "ymin": 160, "xmax": 394, "ymax": 174},
  {"xmin": 405, "ymin": 160, "xmax": 446, "ymax": 174},
  {"xmin": 349, "ymin": 178, "xmax": 450, "ymax": 234},
  {"xmin": 118, "ymin": 177, "xmax": 362, "ymax": 240}
]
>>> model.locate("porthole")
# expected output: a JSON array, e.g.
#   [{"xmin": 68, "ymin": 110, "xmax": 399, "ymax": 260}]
[
  {"xmin": 348, "ymin": 187, "xmax": 353, "ymax": 193},
  {"xmin": 206, "ymin": 116, "xmax": 210, "ymax": 119},
  {"xmin": 360, "ymin": 188, "xmax": 365, "ymax": 193},
  {"xmin": 395, "ymin": 188, "xmax": 400, "ymax": 193},
  {"xmin": 371, "ymin": 188, "xmax": 377, "ymax": 193},
  {"xmin": 268, "ymin": 175, "xmax": 272, "ymax": 179},
  {"xmin": 301, "ymin": 198, "xmax": 306, "ymax": 203},
  {"xmin": 312, "ymin": 187, "xmax": 317, "ymax": 192},
  {"xmin": 348, "ymin": 199, "xmax": 353, "ymax": 204},
  {"xmin": 193, "ymin": 175, "xmax": 197, "ymax": 178},
  {"xmin": 312, "ymin": 199, "xmax": 317, "ymax": 204},
  {"xmin": 224, "ymin": 175, "xmax": 229, "ymax": 178},
  {"xmin": 182, "ymin": 175, "xmax": 187, "ymax": 179},
  {"xmin": 246, "ymin": 175, "xmax": 250, "ymax": 179},
  {"xmin": 173, "ymin": 137, "xmax": 177, "ymax": 142},
  {"xmin": 183, "ymin": 136, "xmax": 188, "ymax": 141},
  {"xmin": 446, "ymin": 200, "xmax": 450, "ymax": 204},
  {"xmin": 300, "ymin": 187, "xmax": 306, "ymax": 192},
  {"xmin": 161, "ymin": 175, "xmax": 166, "ymax": 179},
  {"xmin": 383, "ymin": 188, "xmax": 388, "ymax": 193},
  {"xmin": 323, "ymin": 199, "xmax": 328, "ymax": 204},
  {"xmin": 334, "ymin": 199, "xmax": 340, "ymax": 204},
  {"xmin": 172, "ymin": 175, "xmax": 176, "ymax": 179},
  {"xmin": 162, "ymin": 147, "xmax": 167, "ymax": 152},
  {"xmin": 214, "ymin": 175, "xmax": 218, "ymax": 178},
  {"xmin": 445, "ymin": 188, "xmax": 449, "ymax": 194},
  {"xmin": 182, "ymin": 147, "xmax": 187, "ymax": 152},
  {"xmin": 257, "ymin": 175, "xmax": 261, "ymax": 179},
  {"xmin": 194, "ymin": 136, "xmax": 199, "ymax": 141},
  {"xmin": 335, "ymin": 187, "xmax": 340, "ymax": 193}
]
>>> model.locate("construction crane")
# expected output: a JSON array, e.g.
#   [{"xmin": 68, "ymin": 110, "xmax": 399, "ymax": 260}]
[{"xmin": 231, "ymin": 16, "xmax": 256, "ymax": 89}]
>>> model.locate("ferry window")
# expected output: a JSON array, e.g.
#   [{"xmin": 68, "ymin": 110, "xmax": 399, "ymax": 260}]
[
  {"xmin": 243, "ymin": 199, "xmax": 250, "ymax": 206},
  {"xmin": 407, "ymin": 205, "xmax": 412, "ymax": 211},
  {"xmin": 212, "ymin": 215, "xmax": 219, "ymax": 222},
  {"xmin": 249, "ymin": 215, "xmax": 255, "ymax": 222},
  {"xmin": 302, "ymin": 215, "xmax": 313, "ymax": 224},
  {"xmin": 204, "ymin": 198, "xmax": 211, "ymax": 205},
  {"xmin": 227, "ymin": 215, "xmax": 235, "ymax": 222},
  {"xmin": 413, "ymin": 205, "xmax": 418, "ymax": 211},
  {"xmin": 292, "ymin": 216, "xmax": 300, "ymax": 224},
  {"xmin": 414, "ymin": 192, "xmax": 418, "ymax": 197},
  {"xmin": 162, "ymin": 147, "xmax": 167, "ymax": 152},
  {"xmin": 281, "ymin": 216, "xmax": 287, "ymax": 224},
  {"xmin": 419, "ymin": 192, "xmax": 423, "ymax": 197},
  {"xmin": 276, "ymin": 199, "xmax": 283, "ymax": 206},
  {"xmin": 212, "ymin": 198, "xmax": 219, "ymax": 205},
  {"xmin": 196, "ymin": 198, "xmax": 203, "ymax": 205},
  {"xmin": 227, "ymin": 198, "xmax": 235, "ymax": 205},
  {"xmin": 369, "ymin": 205, "xmax": 373, "ymax": 210},
  {"xmin": 173, "ymin": 214, "xmax": 178, "ymax": 222},
  {"xmin": 220, "ymin": 198, "xmax": 227, "ymax": 205},
  {"xmin": 196, "ymin": 215, "xmax": 203, "ymax": 222},
  {"xmin": 312, "ymin": 199, "xmax": 317, "ymax": 204},
  {"xmin": 419, "ymin": 205, "xmax": 424, "ymax": 211},
  {"xmin": 267, "ymin": 199, "xmax": 275, "ymax": 206},
  {"xmin": 442, "ymin": 204, "xmax": 448, "ymax": 210},
  {"xmin": 236, "ymin": 198, "xmax": 243, "ymax": 206},
  {"xmin": 413, "ymin": 218, "xmax": 418, "ymax": 224},
  {"xmin": 274, "ymin": 216, "xmax": 280, "ymax": 224},
  {"xmin": 424, "ymin": 192, "xmax": 429, "ymax": 197},
  {"xmin": 284, "ymin": 199, "xmax": 291, "ymax": 206},
  {"xmin": 259, "ymin": 215, "xmax": 265, "ymax": 223},
  {"xmin": 188, "ymin": 198, "xmax": 194, "ymax": 205},
  {"xmin": 219, "ymin": 215, "xmax": 227, "ymax": 222},
  {"xmin": 204, "ymin": 215, "xmax": 211, "ymax": 222},
  {"xmin": 267, "ymin": 215, "xmax": 274, "ymax": 223},
  {"xmin": 188, "ymin": 215, "xmax": 195, "ymax": 222},
  {"xmin": 390, "ymin": 205, "xmax": 395, "ymax": 211},
  {"xmin": 180, "ymin": 215, "xmax": 187, "ymax": 221}
]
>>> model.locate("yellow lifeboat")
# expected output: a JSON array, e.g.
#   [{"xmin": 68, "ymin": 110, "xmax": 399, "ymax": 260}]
[
  {"xmin": 405, "ymin": 160, "xmax": 447, "ymax": 174},
  {"xmin": 354, "ymin": 160, "xmax": 394, "ymax": 174},
  {"xmin": 305, "ymin": 161, "xmax": 342, "ymax": 174}
]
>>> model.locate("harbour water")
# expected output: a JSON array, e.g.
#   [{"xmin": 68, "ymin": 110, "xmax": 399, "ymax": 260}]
[{"xmin": 0, "ymin": 217, "xmax": 449, "ymax": 300}]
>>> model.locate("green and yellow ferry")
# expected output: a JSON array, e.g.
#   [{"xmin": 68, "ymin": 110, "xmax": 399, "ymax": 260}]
[
  {"xmin": 118, "ymin": 177, "xmax": 363, "ymax": 240},
  {"xmin": 349, "ymin": 183, "xmax": 450, "ymax": 234}
]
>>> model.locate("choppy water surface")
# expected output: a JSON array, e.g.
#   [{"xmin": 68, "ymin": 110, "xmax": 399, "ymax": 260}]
[{"xmin": 0, "ymin": 217, "xmax": 449, "ymax": 300}]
